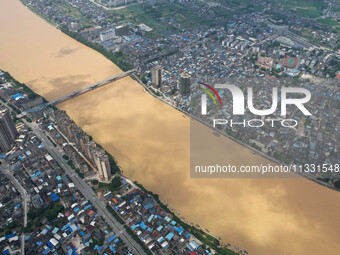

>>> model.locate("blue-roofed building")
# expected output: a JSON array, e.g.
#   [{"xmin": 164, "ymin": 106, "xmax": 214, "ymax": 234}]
[
  {"xmin": 42, "ymin": 248, "xmax": 50, "ymax": 255},
  {"xmin": 107, "ymin": 234, "xmax": 116, "ymax": 243},
  {"xmin": 12, "ymin": 93, "xmax": 24, "ymax": 100},
  {"xmin": 51, "ymin": 193, "xmax": 59, "ymax": 201},
  {"xmin": 166, "ymin": 232, "xmax": 175, "ymax": 241},
  {"xmin": 143, "ymin": 202, "xmax": 153, "ymax": 210},
  {"xmin": 147, "ymin": 214, "xmax": 154, "ymax": 222}
]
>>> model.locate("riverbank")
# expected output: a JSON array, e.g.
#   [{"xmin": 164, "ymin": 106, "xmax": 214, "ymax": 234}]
[
  {"xmin": 2, "ymin": 69, "xmax": 239, "ymax": 254},
  {"xmin": 132, "ymin": 75, "xmax": 340, "ymax": 192},
  {"xmin": 3, "ymin": 1, "xmax": 340, "ymax": 254},
  {"xmin": 20, "ymin": 0, "xmax": 338, "ymax": 192}
]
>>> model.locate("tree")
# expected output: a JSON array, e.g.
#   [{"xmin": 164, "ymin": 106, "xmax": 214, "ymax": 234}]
[
  {"xmin": 109, "ymin": 176, "xmax": 121, "ymax": 190},
  {"xmin": 334, "ymin": 180, "xmax": 340, "ymax": 189}
]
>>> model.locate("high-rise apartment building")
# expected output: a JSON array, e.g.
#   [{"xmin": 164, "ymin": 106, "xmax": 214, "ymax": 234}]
[
  {"xmin": 151, "ymin": 65, "xmax": 163, "ymax": 88},
  {"xmin": 0, "ymin": 109, "xmax": 18, "ymax": 154},
  {"xmin": 179, "ymin": 72, "xmax": 191, "ymax": 97},
  {"xmin": 100, "ymin": 29, "xmax": 116, "ymax": 42},
  {"xmin": 93, "ymin": 149, "xmax": 111, "ymax": 182}
]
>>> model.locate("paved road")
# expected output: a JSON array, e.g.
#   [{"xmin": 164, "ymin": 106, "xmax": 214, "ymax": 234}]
[
  {"xmin": 1, "ymin": 165, "xmax": 28, "ymax": 255},
  {"xmin": 27, "ymin": 122, "xmax": 146, "ymax": 255}
]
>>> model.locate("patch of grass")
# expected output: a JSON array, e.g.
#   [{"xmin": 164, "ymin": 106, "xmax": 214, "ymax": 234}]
[
  {"xmin": 214, "ymin": 0, "xmax": 264, "ymax": 15},
  {"xmin": 318, "ymin": 17, "xmax": 339, "ymax": 27},
  {"xmin": 111, "ymin": 4, "xmax": 168, "ymax": 37},
  {"xmin": 53, "ymin": 1, "xmax": 91, "ymax": 27},
  {"xmin": 99, "ymin": 175, "xmax": 122, "ymax": 191},
  {"xmin": 111, "ymin": 2, "xmax": 215, "ymax": 37},
  {"xmin": 273, "ymin": 0, "xmax": 324, "ymax": 18},
  {"xmin": 296, "ymin": 8, "xmax": 321, "ymax": 18}
]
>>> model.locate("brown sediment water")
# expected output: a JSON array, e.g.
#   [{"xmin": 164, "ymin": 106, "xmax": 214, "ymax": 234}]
[{"xmin": 0, "ymin": 0, "xmax": 340, "ymax": 254}]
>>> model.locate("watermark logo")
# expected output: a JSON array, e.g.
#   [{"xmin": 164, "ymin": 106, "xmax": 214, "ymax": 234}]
[
  {"xmin": 200, "ymin": 83, "xmax": 312, "ymax": 128},
  {"xmin": 198, "ymin": 82, "xmax": 223, "ymax": 115},
  {"xmin": 200, "ymin": 84, "xmax": 311, "ymax": 116}
]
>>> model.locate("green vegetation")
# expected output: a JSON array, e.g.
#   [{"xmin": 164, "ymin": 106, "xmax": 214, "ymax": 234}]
[
  {"xmin": 95, "ymin": 141, "xmax": 121, "ymax": 175},
  {"xmin": 317, "ymin": 177, "xmax": 330, "ymax": 183},
  {"xmin": 296, "ymin": 8, "xmax": 320, "ymax": 18},
  {"xmin": 2, "ymin": 71, "xmax": 44, "ymax": 100},
  {"xmin": 212, "ymin": 7, "xmax": 234, "ymax": 19},
  {"xmin": 251, "ymin": 53, "xmax": 258, "ymax": 64},
  {"xmin": 273, "ymin": 151, "xmax": 293, "ymax": 164},
  {"xmin": 271, "ymin": 67, "xmax": 281, "ymax": 75},
  {"xmin": 67, "ymin": 159, "xmax": 76, "ymax": 169},
  {"xmin": 318, "ymin": 17, "xmax": 339, "ymax": 27},
  {"xmin": 99, "ymin": 175, "xmax": 121, "ymax": 191},
  {"xmin": 26, "ymin": 202, "xmax": 65, "ymax": 231},
  {"xmin": 53, "ymin": 0, "xmax": 91, "ymax": 27},
  {"xmin": 124, "ymin": 225, "xmax": 152, "ymax": 255},
  {"xmin": 75, "ymin": 168, "xmax": 84, "ymax": 178},
  {"xmin": 106, "ymin": 152, "xmax": 121, "ymax": 174},
  {"xmin": 148, "ymin": 87, "xmax": 162, "ymax": 97},
  {"xmin": 273, "ymin": 0, "xmax": 325, "ymax": 18},
  {"xmin": 11, "ymin": 112, "xmax": 18, "ymax": 123},
  {"xmin": 0, "ymin": 221, "xmax": 19, "ymax": 235},
  {"xmin": 106, "ymin": 204, "xmax": 124, "ymax": 224},
  {"xmin": 47, "ymin": 136, "xmax": 57, "ymax": 147},
  {"xmin": 324, "ymin": 57, "xmax": 340, "ymax": 78},
  {"xmin": 110, "ymin": 2, "xmax": 215, "ymax": 37},
  {"xmin": 215, "ymin": 0, "xmax": 265, "ymax": 14},
  {"xmin": 7, "ymin": 103, "xmax": 21, "ymax": 114},
  {"xmin": 89, "ymin": 238, "xmax": 104, "ymax": 250},
  {"xmin": 24, "ymin": 116, "xmax": 32, "ymax": 123},
  {"xmin": 60, "ymin": 25, "xmax": 133, "ymax": 71},
  {"xmin": 334, "ymin": 180, "xmax": 340, "ymax": 189},
  {"xmin": 292, "ymin": 28, "xmax": 331, "ymax": 49},
  {"xmin": 217, "ymin": 248, "xmax": 239, "ymax": 255},
  {"xmin": 0, "ymin": 96, "xmax": 6, "ymax": 103}
]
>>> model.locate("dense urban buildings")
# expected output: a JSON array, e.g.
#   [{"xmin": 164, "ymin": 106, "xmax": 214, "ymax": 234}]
[
  {"xmin": 1, "ymin": 0, "xmax": 340, "ymax": 254},
  {"xmin": 18, "ymin": 0, "xmax": 340, "ymax": 188},
  {"xmin": 0, "ymin": 109, "xmax": 18, "ymax": 154},
  {"xmin": 0, "ymin": 69, "xmax": 226, "ymax": 255}
]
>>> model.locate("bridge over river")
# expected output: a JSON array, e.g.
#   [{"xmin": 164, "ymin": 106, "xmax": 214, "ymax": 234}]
[{"xmin": 46, "ymin": 68, "xmax": 137, "ymax": 106}]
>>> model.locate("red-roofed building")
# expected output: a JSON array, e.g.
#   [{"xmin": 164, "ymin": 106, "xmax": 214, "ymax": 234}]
[{"xmin": 335, "ymin": 74, "xmax": 340, "ymax": 79}]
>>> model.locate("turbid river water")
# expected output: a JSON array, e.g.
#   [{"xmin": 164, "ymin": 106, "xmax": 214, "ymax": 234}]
[{"xmin": 0, "ymin": 0, "xmax": 339, "ymax": 254}]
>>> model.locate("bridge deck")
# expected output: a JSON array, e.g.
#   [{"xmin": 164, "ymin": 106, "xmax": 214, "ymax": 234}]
[{"xmin": 47, "ymin": 68, "xmax": 136, "ymax": 106}]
